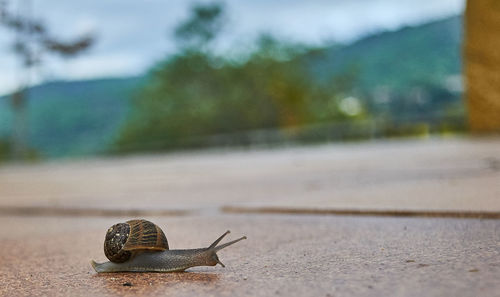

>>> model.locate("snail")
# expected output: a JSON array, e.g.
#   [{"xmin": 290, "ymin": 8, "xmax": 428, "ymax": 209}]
[{"xmin": 91, "ymin": 219, "xmax": 247, "ymax": 273}]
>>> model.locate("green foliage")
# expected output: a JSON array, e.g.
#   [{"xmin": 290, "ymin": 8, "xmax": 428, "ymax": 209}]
[
  {"xmin": 0, "ymin": 77, "xmax": 145, "ymax": 157},
  {"xmin": 115, "ymin": 37, "xmax": 353, "ymax": 152},
  {"xmin": 174, "ymin": 2, "xmax": 225, "ymax": 51},
  {"xmin": 0, "ymin": 137, "xmax": 40, "ymax": 162},
  {"xmin": 0, "ymin": 14, "xmax": 465, "ymax": 159},
  {"xmin": 303, "ymin": 15, "xmax": 463, "ymax": 126},
  {"xmin": 114, "ymin": 2, "xmax": 356, "ymax": 152},
  {"xmin": 115, "ymin": 8, "xmax": 463, "ymax": 154},
  {"xmin": 0, "ymin": 139, "xmax": 10, "ymax": 162},
  {"xmin": 307, "ymin": 16, "xmax": 462, "ymax": 91}
]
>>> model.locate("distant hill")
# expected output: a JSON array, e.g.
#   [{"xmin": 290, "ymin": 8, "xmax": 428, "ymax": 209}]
[
  {"xmin": 0, "ymin": 77, "xmax": 146, "ymax": 157},
  {"xmin": 307, "ymin": 15, "xmax": 462, "ymax": 91},
  {"xmin": 0, "ymin": 15, "xmax": 463, "ymax": 159}
]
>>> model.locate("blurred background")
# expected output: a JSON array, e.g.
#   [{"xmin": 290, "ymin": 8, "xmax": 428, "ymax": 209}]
[
  {"xmin": 2, "ymin": 3, "xmax": 500, "ymax": 295},
  {"xmin": 0, "ymin": 0, "xmax": 470, "ymax": 161}
]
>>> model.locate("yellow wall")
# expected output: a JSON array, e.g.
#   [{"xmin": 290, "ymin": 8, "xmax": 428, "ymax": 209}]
[{"xmin": 465, "ymin": 0, "xmax": 500, "ymax": 132}]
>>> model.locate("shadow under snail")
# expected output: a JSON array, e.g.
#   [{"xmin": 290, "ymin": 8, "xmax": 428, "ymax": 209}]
[{"xmin": 91, "ymin": 219, "xmax": 247, "ymax": 273}]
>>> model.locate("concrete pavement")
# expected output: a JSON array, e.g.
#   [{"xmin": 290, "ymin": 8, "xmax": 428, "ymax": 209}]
[
  {"xmin": 0, "ymin": 137, "xmax": 499, "ymax": 296},
  {"xmin": 0, "ymin": 137, "xmax": 499, "ymax": 215},
  {"xmin": 1, "ymin": 215, "xmax": 499, "ymax": 297}
]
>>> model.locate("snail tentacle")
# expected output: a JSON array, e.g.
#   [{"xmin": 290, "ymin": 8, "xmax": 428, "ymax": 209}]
[
  {"xmin": 213, "ymin": 235, "xmax": 247, "ymax": 252},
  {"xmin": 208, "ymin": 230, "xmax": 231, "ymax": 249}
]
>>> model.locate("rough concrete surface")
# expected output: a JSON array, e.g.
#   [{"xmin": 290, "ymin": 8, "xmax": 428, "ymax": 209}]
[
  {"xmin": 0, "ymin": 215, "xmax": 499, "ymax": 297},
  {"xmin": 0, "ymin": 138, "xmax": 499, "ymax": 214},
  {"xmin": 0, "ymin": 138, "xmax": 499, "ymax": 296}
]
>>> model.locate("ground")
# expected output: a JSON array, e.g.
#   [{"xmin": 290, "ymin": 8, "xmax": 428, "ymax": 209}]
[{"xmin": 0, "ymin": 137, "xmax": 499, "ymax": 296}]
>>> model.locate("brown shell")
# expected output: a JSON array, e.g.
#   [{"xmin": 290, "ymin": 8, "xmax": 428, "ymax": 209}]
[{"xmin": 104, "ymin": 219, "xmax": 169, "ymax": 263}]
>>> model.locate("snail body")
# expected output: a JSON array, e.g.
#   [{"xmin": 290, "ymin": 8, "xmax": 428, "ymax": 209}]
[{"xmin": 91, "ymin": 219, "xmax": 246, "ymax": 273}]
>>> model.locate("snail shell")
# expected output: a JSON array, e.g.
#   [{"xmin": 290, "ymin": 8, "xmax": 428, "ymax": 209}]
[
  {"xmin": 93, "ymin": 220, "xmax": 247, "ymax": 273},
  {"xmin": 104, "ymin": 219, "xmax": 169, "ymax": 263}
]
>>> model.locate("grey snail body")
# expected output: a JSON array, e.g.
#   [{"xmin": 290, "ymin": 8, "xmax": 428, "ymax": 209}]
[{"xmin": 91, "ymin": 219, "xmax": 246, "ymax": 273}]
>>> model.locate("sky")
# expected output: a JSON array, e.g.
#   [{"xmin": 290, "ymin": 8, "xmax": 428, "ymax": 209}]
[{"xmin": 0, "ymin": 0, "xmax": 465, "ymax": 95}]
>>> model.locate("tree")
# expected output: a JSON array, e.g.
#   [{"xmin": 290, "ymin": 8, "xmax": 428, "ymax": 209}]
[
  {"xmin": 114, "ymin": 2, "xmax": 359, "ymax": 153},
  {"xmin": 173, "ymin": 2, "xmax": 224, "ymax": 52},
  {"xmin": 0, "ymin": 0, "xmax": 95, "ymax": 160}
]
